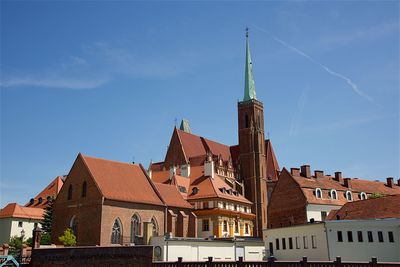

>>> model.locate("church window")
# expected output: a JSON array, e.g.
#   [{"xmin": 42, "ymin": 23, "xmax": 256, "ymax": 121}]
[
  {"xmin": 151, "ymin": 218, "xmax": 159, "ymax": 237},
  {"xmin": 245, "ymin": 114, "xmax": 249, "ymax": 128},
  {"xmin": 111, "ymin": 218, "xmax": 122, "ymax": 244},
  {"xmin": 67, "ymin": 185, "xmax": 73, "ymax": 200},
  {"xmin": 70, "ymin": 215, "xmax": 77, "ymax": 236},
  {"xmin": 81, "ymin": 181, "xmax": 87, "ymax": 198},
  {"xmin": 130, "ymin": 214, "xmax": 141, "ymax": 243},
  {"xmin": 345, "ymin": 191, "xmax": 353, "ymax": 201},
  {"xmin": 315, "ymin": 188, "xmax": 322, "ymax": 199}
]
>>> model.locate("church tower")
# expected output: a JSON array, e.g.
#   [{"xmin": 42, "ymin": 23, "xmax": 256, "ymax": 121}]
[{"xmin": 237, "ymin": 29, "xmax": 268, "ymax": 237}]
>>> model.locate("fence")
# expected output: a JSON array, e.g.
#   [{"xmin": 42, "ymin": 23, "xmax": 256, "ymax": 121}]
[{"xmin": 153, "ymin": 256, "xmax": 400, "ymax": 267}]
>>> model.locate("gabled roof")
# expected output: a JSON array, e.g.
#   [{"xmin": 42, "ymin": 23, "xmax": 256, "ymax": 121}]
[
  {"xmin": 78, "ymin": 154, "xmax": 164, "ymax": 206},
  {"xmin": 25, "ymin": 176, "xmax": 65, "ymax": 208},
  {"xmin": 326, "ymin": 195, "xmax": 400, "ymax": 220},
  {"xmin": 202, "ymin": 138, "xmax": 232, "ymax": 162},
  {"xmin": 0, "ymin": 203, "xmax": 43, "ymax": 220},
  {"xmin": 153, "ymin": 183, "xmax": 193, "ymax": 209},
  {"xmin": 265, "ymin": 140, "xmax": 280, "ymax": 180}
]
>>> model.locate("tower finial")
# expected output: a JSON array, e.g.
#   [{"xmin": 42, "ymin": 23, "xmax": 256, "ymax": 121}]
[{"xmin": 246, "ymin": 27, "xmax": 249, "ymax": 38}]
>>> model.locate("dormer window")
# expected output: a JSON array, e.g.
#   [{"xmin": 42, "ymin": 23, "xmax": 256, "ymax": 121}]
[
  {"xmin": 360, "ymin": 192, "xmax": 367, "ymax": 200},
  {"xmin": 38, "ymin": 197, "xmax": 43, "ymax": 204},
  {"xmin": 315, "ymin": 188, "xmax": 322, "ymax": 199},
  {"xmin": 192, "ymin": 187, "xmax": 199, "ymax": 195},
  {"xmin": 345, "ymin": 191, "xmax": 353, "ymax": 201},
  {"xmin": 330, "ymin": 189, "xmax": 338, "ymax": 200}
]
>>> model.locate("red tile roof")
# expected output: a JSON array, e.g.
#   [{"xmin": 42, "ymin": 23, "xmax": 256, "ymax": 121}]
[
  {"xmin": 0, "ymin": 203, "xmax": 44, "ymax": 220},
  {"xmin": 25, "ymin": 176, "xmax": 64, "ymax": 208},
  {"xmin": 265, "ymin": 140, "xmax": 280, "ymax": 180},
  {"xmin": 177, "ymin": 129, "xmax": 207, "ymax": 160},
  {"xmin": 153, "ymin": 183, "xmax": 193, "ymax": 209},
  {"xmin": 79, "ymin": 154, "xmax": 165, "ymax": 206},
  {"xmin": 202, "ymin": 138, "xmax": 232, "ymax": 162},
  {"xmin": 326, "ymin": 194, "xmax": 400, "ymax": 220}
]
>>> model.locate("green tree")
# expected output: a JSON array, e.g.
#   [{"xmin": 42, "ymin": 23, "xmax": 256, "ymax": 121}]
[
  {"xmin": 8, "ymin": 235, "xmax": 26, "ymax": 256},
  {"xmin": 41, "ymin": 197, "xmax": 54, "ymax": 234},
  {"xmin": 58, "ymin": 228, "xmax": 76, "ymax": 246},
  {"xmin": 369, "ymin": 192, "xmax": 385, "ymax": 199},
  {"xmin": 40, "ymin": 232, "xmax": 52, "ymax": 245}
]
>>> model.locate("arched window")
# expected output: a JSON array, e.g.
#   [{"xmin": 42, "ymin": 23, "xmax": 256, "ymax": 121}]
[
  {"xmin": 360, "ymin": 192, "xmax": 367, "ymax": 200},
  {"xmin": 111, "ymin": 218, "xmax": 122, "ymax": 244},
  {"xmin": 81, "ymin": 181, "xmax": 87, "ymax": 197},
  {"xmin": 68, "ymin": 185, "xmax": 73, "ymax": 200},
  {"xmin": 330, "ymin": 189, "xmax": 338, "ymax": 200},
  {"xmin": 345, "ymin": 191, "xmax": 353, "ymax": 201},
  {"xmin": 151, "ymin": 218, "xmax": 158, "ymax": 237},
  {"xmin": 130, "ymin": 214, "xmax": 141, "ymax": 243},
  {"xmin": 245, "ymin": 114, "xmax": 249, "ymax": 128},
  {"xmin": 315, "ymin": 188, "xmax": 322, "ymax": 199},
  {"xmin": 70, "ymin": 215, "xmax": 77, "ymax": 236}
]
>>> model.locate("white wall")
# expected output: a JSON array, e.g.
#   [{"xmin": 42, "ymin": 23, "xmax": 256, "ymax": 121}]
[
  {"xmin": 306, "ymin": 204, "xmax": 340, "ymax": 222},
  {"xmin": 0, "ymin": 218, "xmax": 41, "ymax": 244},
  {"xmin": 263, "ymin": 223, "xmax": 329, "ymax": 261},
  {"xmin": 326, "ymin": 219, "xmax": 400, "ymax": 262}
]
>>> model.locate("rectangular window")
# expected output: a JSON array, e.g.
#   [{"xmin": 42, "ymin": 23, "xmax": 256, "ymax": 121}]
[
  {"xmin": 347, "ymin": 231, "xmax": 353, "ymax": 242},
  {"xmin": 337, "ymin": 231, "xmax": 343, "ymax": 242},
  {"xmin": 203, "ymin": 202, "xmax": 209, "ymax": 209},
  {"xmin": 303, "ymin": 236, "xmax": 308, "ymax": 249},
  {"xmin": 269, "ymin": 242, "xmax": 273, "ymax": 255},
  {"xmin": 295, "ymin": 237, "xmax": 300, "ymax": 249},
  {"xmin": 378, "ymin": 231, "xmax": 384, "ymax": 242},
  {"xmin": 289, "ymin": 237, "xmax": 293, "ymax": 249},
  {"xmin": 223, "ymin": 220, "xmax": 228, "ymax": 232},
  {"xmin": 18, "ymin": 221, "xmax": 23, "ymax": 227},
  {"xmin": 321, "ymin": 211, "xmax": 327, "ymax": 221},
  {"xmin": 311, "ymin": 235, "xmax": 317, "ymax": 248},
  {"xmin": 34, "ymin": 222, "xmax": 38, "ymax": 228},
  {"xmin": 202, "ymin": 219, "xmax": 209, "ymax": 231},
  {"xmin": 357, "ymin": 231, "xmax": 363, "ymax": 242},
  {"xmin": 388, "ymin": 231, "xmax": 394, "ymax": 243},
  {"xmin": 282, "ymin": 238, "xmax": 286, "ymax": 250},
  {"xmin": 276, "ymin": 238, "xmax": 280, "ymax": 250},
  {"xmin": 368, "ymin": 231, "xmax": 373, "ymax": 242}
]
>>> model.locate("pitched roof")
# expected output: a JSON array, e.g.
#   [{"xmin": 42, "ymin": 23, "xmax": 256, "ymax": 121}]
[
  {"xmin": 153, "ymin": 183, "xmax": 193, "ymax": 209},
  {"xmin": 326, "ymin": 195, "xmax": 400, "ymax": 220},
  {"xmin": 79, "ymin": 154, "xmax": 164, "ymax": 206},
  {"xmin": 25, "ymin": 176, "xmax": 65, "ymax": 208},
  {"xmin": 265, "ymin": 140, "xmax": 280, "ymax": 180},
  {"xmin": 177, "ymin": 129, "xmax": 207, "ymax": 160},
  {"xmin": 0, "ymin": 203, "xmax": 43, "ymax": 220},
  {"xmin": 202, "ymin": 138, "xmax": 232, "ymax": 162}
]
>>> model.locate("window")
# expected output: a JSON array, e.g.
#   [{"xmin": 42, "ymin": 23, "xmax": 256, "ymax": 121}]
[
  {"xmin": 203, "ymin": 202, "xmax": 209, "ymax": 209},
  {"xmin": 18, "ymin": 221, "xmax": 23, "ymax": 227},
  {"xmin": 330, "ymin": 189, "xmax": 338, "ymax": 200},
  {"xmin": 311, "ymin": 235, "xmax": 317, "ymax": 248},
  {"xmin": 368, "ymin": 231, "xmax": 373, "ymax": 242},
  {"xmin": 68, "ymin": 185, "xmax": 73, "ymax": 200},
  {"xmin": 245, "ymin": 223, "xmax": 249, "ymax": 234},
  {"xmin": 295, "ymin": 237, "xmax": 300, "ymax": 249},
  {"xmin": 38, "ymin": 197, "xmax": 43, "ymax": 204},
  {"xmin": 303, "ymin": 236, "xmax": 308, "ymax": 249},
  {"xmin": 282, "ymin": 238, "xmax": 286, "ymax": 250},
  {"xmin": 269, "ymin": 242, "xmax": 273, "ymax": 255},
  {"xmin": 223, "ymin": 202, "xmax": 227, "ymax": 209},
  {"xmin": 357, "ymin": 231, "xmax": 363, "ymax": 242},
  {"xmin": 360, "ymin": 192, "xmax": 367, "ymax": 200},
  {"xmin": 275, "ymin": 238, "xmax": 280, "ymax": 250},
  {"xmin": 388, "ymin": 232, "xmax": 394, "ymax": 243},
  {"xmin": 378, "ymin": 231, "xmax": 384, "ymax": 242},
  {"xmin": 289, "ymin": 237, "xmax": 293, "ymax": 249},
  {"xmin": 81, "ymin": 181, "xmax": 87, "ymax": 198},
  {"xmin": 337, "ymin": 231, "xmax": 343, "ymax": 242},
  {"xmin": 347, "ymin": 231, "xmax": 353, "ymax": 242},
  {"xmin": 34, "ymin": 222, "xmax": 38, "ymax": 228},
  {"xmin": 315, "ymin": 188, "xmax": 322, "ymax": 199},
  {"xmin": 130, "ymin": 214, "xmax": 140, "ymax": 243},
  {"xmin": 151, "ymin": 218, "xmax": 158, "ymax": 237},
  {"xmin": 111, "ymin": 219, "xmax": 122, "ymax": 244},
  {"xmin": 321, "ymin": 211, "xmax": 327, "ymax": 221},
  {"xmin": 70, "ymin": 215, "xmax": 77, "ymax": 236},
  {"xmin": 345, "ymin": 191, "xmax": 353, "ymax": 201},
  {"xmin": 245, "ymin": 114, "xmax": 249, "ymax": 128},
  {"xmin": 202, "ymin": 219, "xmax": 210, "ymax": 231},
  {"xmin": 223, "ymin": 220, "xmax": 228, "ymax": 232},
  {"xmin": 178, "ymin": 186, "xmax": 187, "ymax": 193},
  {"xmin": 234, "ymin": 220, "xmax": 239, "ymax": 233}
]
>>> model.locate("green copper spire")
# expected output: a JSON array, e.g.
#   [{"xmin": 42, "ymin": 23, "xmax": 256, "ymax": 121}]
[
  {"xmin": 243, "ymin": 28, "xmax": 257, "ymax": 101},
  {"xmin": 180, "ymin": 119, "xmax": 192, "ymax": 133}
]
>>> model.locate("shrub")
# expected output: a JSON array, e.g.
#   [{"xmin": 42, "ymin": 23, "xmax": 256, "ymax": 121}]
[{"xmin": 58, "ymin": 228, "xmax": 76, "ymax": 246}]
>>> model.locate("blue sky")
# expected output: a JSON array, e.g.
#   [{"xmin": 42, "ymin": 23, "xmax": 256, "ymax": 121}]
[{"xmin": 1, "ymin": 1, "xmax": 398, "ymax": 207}]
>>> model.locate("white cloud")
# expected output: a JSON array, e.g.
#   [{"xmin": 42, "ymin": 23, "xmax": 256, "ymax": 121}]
[{"xmin": 0, "ymin": 76, "xmax": 108, "ymax": 89}]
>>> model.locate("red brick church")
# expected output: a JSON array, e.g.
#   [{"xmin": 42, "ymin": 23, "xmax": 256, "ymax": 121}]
[{"xmin": 51, "ymin": 32, "xmax": 400, "ymax": 246}]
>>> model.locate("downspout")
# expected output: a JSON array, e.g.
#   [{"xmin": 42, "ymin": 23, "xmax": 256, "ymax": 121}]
[
  {"xmin": 324, "ymin": 222, "xmax": 331, "ymax": 260},
  {"xmin": 164, "ymin": 206, "xmax": 168, "ymax": 236}
]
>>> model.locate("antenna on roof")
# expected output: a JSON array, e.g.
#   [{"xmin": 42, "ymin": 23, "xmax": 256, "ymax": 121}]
[
  {"xmin": 174, "ymin": 118, "xmax": 177, "ymax": 127},
  {"xmin": 267, "ymin": 132, "xmax": 270, "ymax": 139},
  {"xmin": 132, "ymin": 156, "xmax": 135, "ymax": 164}
]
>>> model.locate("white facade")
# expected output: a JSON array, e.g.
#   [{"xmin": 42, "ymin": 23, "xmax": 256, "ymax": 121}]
[
  {"xmin": 151, "ymin": 237, "xmax": 265, "ymax": 262},
  {"xmin": 306, "ymin": 204, "xmax": 340, "ymax": 222},
  {"xmin": 263, "ymin": 219, "xmax": 400, "ymax": 262},
  {"xmin": 0, "ymin": 217, "xmax": 42, "ymax": 244}
]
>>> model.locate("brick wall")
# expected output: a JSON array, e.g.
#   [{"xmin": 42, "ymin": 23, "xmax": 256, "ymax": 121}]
[{"xmin": 268, "ymin": 169, "xmax": 307, "ymax": 228}]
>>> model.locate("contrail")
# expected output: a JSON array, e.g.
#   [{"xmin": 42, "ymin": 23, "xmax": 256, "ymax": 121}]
[{"xmin": 252, "ymin": 24, "xmax": 376, "ymax": 105}]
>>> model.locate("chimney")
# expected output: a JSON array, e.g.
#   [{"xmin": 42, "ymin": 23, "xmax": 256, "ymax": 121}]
[
  {"xmin": 397, "ymin": 179, "xmax": 400, "ymax": 186},
  {"xmin": 169, "ymin": 165, "xmax": 177, "ymax": 179},
  {"xmin": 314, "ymin": 170, "xmax": 324, "ymax": 178},
  {"xmin": 290, "ymin": 168, "xmax": 300, "ymax": 176},
  {"xmin": 343, "ymin": 178, "xmax": 351, "ymax": 188},
  {"xmin": 334, "ymin": 172, "xmax": 342, "ymax": 181},
  {"xmin": 181, "ymin": 163, "xmax": 191, "ymax": 178},
  {"xmin": 204, "ymin": 155, "xmax": 215, "ymax": 179},
  {"xmin": 301, "ymin": 165, "xmax": 311, "ymax": 178},
  {"xmin": 386, "ymin": 177, "xmax": 394, "ymax": 188}
]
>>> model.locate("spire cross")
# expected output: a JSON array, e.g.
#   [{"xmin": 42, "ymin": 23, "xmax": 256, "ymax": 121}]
[{"xmin": 246, "ymin": 27, "xmax": 249, "ymax": 38}]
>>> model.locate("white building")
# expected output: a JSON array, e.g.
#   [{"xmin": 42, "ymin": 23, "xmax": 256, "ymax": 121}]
[
  {"xmin": 151, "ymin": 236, "xmax": 265, "ymax": 262},
  {"xmin": 0, "ymin": 203, "xmax": 43, "ymax": 244},
  {"xmin": 263, "ymin": 219, "xmax": 400, "ymax": 262}
]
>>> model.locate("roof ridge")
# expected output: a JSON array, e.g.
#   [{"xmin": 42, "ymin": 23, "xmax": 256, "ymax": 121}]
[{"xmin": 80, "ymin": 153, "xmax": 139, "ymax": 167}]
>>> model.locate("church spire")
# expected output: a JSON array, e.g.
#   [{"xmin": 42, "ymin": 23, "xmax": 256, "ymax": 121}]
[{"xmin": 243, "ymin": 28, "xmax": 257, "ymax": 101}]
